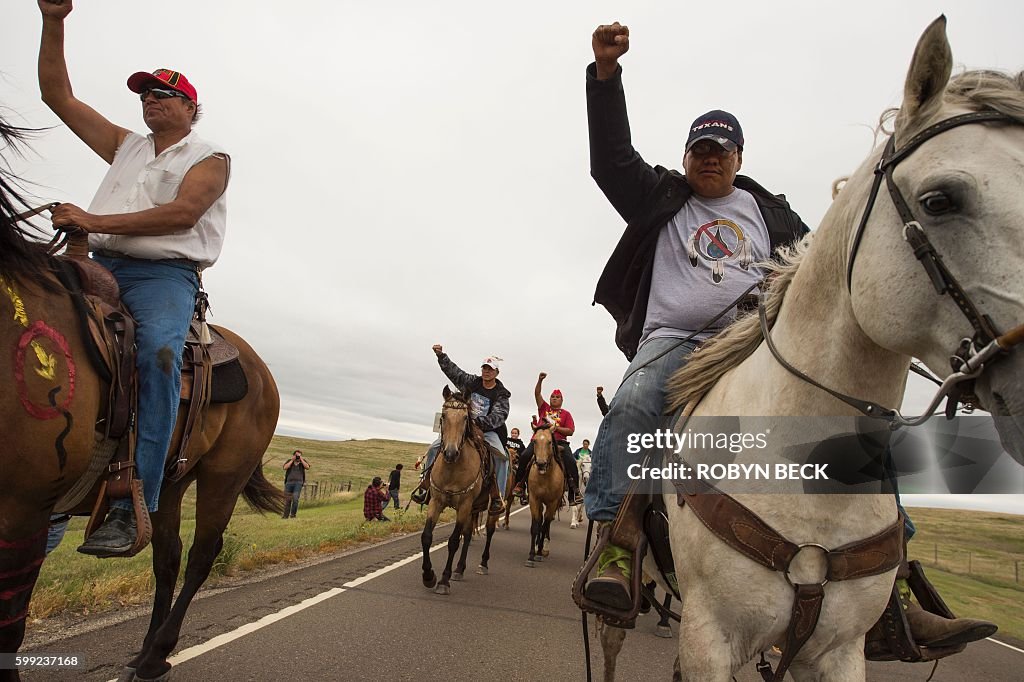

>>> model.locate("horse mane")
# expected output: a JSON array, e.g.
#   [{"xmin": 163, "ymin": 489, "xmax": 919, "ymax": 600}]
[
  {"xmin": 882, "ymin": 69, "xmax": 1024, "ymax": 137},
  {"xmin": 665, "ymin": 237, "xmax": 811, "ymax": 413},
  {"xmin": 0, "ymin": 114, "xmax": 58, "ymax": 289}
]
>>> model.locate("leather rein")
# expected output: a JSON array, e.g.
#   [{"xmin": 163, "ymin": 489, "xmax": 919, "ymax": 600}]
[{"xmin": 762, "ymin": 111, "xmax": 1024, "ymax": 428}]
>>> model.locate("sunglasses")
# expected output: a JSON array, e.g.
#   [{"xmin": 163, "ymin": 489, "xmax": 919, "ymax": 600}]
[
  {"xmin": 139, "ymin": 88, "xmax": 189, "ymax": 102},
  {"xmin": 688, "ymin": 139, "xmax": 738, "ymax": 158}
]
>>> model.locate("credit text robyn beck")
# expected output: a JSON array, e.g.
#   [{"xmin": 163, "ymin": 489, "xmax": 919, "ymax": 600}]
[{"xmin": 626, "ymin": 462, "xmax": 830, "ymax": 481}]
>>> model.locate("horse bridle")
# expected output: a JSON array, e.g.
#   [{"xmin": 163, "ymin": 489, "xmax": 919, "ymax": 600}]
[
  {"xmin": 764, "ymin": 110, "xmax": 1024, "ymax": 428},
  {"xmin": 431, "ymin": 396, "xmax": 482, "ymax": 496}
]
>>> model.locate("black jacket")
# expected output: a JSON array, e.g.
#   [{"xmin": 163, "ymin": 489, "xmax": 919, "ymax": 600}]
[
  {"xmin": 587, "ymin": 63, "xmax": 810, "ymax": 360},
  {"xmin": 437, "ymin": 353, "xmax": 511, "ymax": 443}
]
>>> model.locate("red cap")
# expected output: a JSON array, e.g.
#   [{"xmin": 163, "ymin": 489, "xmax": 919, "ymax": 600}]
[
  {"xmin": 551, "ymin": 389, "xmax": 562, "ymax": 398},
  {"xmin": 127, "ymin": 69, "xmax": 197, "ymax": 102}
]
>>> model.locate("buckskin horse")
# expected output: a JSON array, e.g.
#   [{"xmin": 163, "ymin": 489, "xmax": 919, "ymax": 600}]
[
  {"xmin": 0, "ymin": 120, "xmax": 283, "ymax": 682},
  {"xmin": 420, "ymin": 386, "xmax": 500, "ymax": 593},
  {"xmin": 524, "ymin": 422, "xmax": 564, "ymax": 567},
  {"xmin": 598, "ymin": 17, "xmax": 1024, "ymax": 681}
]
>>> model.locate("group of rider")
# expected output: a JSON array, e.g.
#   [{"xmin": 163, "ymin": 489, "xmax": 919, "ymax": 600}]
[
  {"xmin": 35, "ymin": 0, "xmax": 996, "ymax": 657},
  {"xmin": 415, "ymin": 346, "xmax": 589, "ymax": 515}
]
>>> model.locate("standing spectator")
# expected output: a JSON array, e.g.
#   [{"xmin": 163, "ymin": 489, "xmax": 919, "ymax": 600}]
[
  {"xmin": 282, "ymin": 450, "xmax": 310, "ymax": 519},
  {"xmin": 387, "ymin": 464, "xmax": 403, "ymax": 511},
  {"xmin": 364, "ymin": 477, "xmax": 390, "ymax": 522}
]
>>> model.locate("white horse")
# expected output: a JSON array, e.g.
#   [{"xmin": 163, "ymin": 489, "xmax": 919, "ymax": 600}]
[
  {"xmin": 602, "ymin": 18, "xmax": 1024, "ymax": 682},
  {"xmin": 572, "ymin": 459, "xmax": 591, "ymax": 528}
]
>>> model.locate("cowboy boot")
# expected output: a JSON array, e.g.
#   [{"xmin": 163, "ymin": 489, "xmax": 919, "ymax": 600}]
[
  {"xmin": 583, "ymin": 493, "xmax": 648, "ymax": 614},
  {"xmin": 583, "ymin": 521, "xmax": 633, "ymax": 611},
  {"xmin": 488, "ymin": 479, "xmax": 505, "ymax": 515},
  {"xmin": 77, "ymin": 507, "xmax": 137, "ymax": 558},
  {"xmin": 898, "ymin": 578, "xmax": 997, "ymax": 647}
]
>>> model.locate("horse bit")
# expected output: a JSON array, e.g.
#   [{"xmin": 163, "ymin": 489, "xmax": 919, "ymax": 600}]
[{"xmin": 762, "ymin": 110, "xmax": 1024, "ymax": 428}]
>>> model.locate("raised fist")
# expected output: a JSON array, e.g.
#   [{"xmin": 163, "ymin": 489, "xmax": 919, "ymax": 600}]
[
  {"xmin": 38, "ymin": 1, "xmax": 74, "ymax": 19},
  {"xmin": 592, "ymin": 22, "xmax": 629, "ymax": 67},
  {"xmin": 432, "ymin": 344, "xmax": 443, "ymax": 356}
]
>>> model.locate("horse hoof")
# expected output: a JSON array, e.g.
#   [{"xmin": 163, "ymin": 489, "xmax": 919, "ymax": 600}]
[
  {"xmin": 117, "ymin": 667, "xmax": 137, "ymax": 682},
  {"xmin": 423, "ymin": 571, "xmax": 437, "ymax": 589},
  {"xmin": 541, "ymin": 549, "xmax": 550, "ymax": 557},
  {"xmin": 476, "ymin": 566, "xmax": 488, "ymax": 575},
  {"xmin": 524, "ymin": 560, "xmax": 535, "ymax": 568},
  {"xmin": 656, "ymin": 625, "xmax": 673, "ymax": 639},
  {"xmin": 570, "ymin": 522, "xmax": 578, "ymax": 529},
  {"xmin": 451, "ymin": 572, "xmax": 463, "ymax": 581},
  {"xmin": 435, "ymin": 584, "xmax": 450, "ymax": 595},
  {"xmin": 135, "ymin": 668, "xmax": 173, "ymax": 682}
]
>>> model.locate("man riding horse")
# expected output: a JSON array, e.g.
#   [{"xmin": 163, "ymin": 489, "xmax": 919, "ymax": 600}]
[
  {"xmin": 38, "ymin": 0, "xmax": 230, "ymax": 557},
  {"xmin": 511, "ymin": 374, "xmax": 583, "ymax": 505},
  {"xmin": 580, "ymin": 20, "xmax": 994, "ymax": 648},
  {"xmin": 416, "ymin": 346, "xmax": 510, "ymax": 514}
]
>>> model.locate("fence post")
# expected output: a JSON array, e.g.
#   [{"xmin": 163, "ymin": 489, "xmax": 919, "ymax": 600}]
[{"xmin": 347, "ymin": 480, "xmax": 351, "ymax": 492}]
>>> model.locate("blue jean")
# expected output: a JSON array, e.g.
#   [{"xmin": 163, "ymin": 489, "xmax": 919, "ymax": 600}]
[
  {"xmin": 93, "ymin": 255, "xmax": 199, "ymax": 513},
  {"xmin": 424, "ymin": 431, "xmax": 509, "ymax": 494},
  {"xmin": 585, "ymin": 337, "xmax": 700, "ymax": 522},
  {"xmin": 387, "ymin": 489, "xmax": 400, "ymax": 509},
  {"xmin": 46, "ymin": 515, "xmax": 70, "ymax": 555},
  {"xmin": 283, "ymin": 481, "xmax": 303, "ymax": 517}
]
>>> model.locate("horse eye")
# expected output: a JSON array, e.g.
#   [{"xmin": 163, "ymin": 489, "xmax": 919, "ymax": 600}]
[{"xmin": 919, "ymin": 191, "xmax": 955, "ymax": 215}]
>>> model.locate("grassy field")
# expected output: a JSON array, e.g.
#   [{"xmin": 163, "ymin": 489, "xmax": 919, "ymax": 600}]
[
  {"xmin": 904, "ymin": 507, "xmax": 1024, "ymax": 642},
  {"xmin": 29, "ymin": 435, "xmax": 433, "ymax": 623},
  {"xmin": 28, "ymin": 437, "xmax": 1024, "ymax": 644}
]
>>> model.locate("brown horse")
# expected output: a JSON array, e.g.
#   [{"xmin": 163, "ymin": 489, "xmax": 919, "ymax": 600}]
[
  {"xmin": 524, "ymin": 423, "xmax": 564, "ymax": 567},
  {"xmin": 420, "ymin": 386, "xmax": 501, "ymax": 593},
  {"xmin": 0, "ymin": 119, "xmax": 283, "ymax": 682}
]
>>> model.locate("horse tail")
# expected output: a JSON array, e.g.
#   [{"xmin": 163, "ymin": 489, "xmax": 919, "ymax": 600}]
[{"xmin": 241, "ymin": 465, "xmax": 287, "ymax": 515}]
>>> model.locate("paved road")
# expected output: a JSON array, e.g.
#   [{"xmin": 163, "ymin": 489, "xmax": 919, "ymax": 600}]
[{"xmin": 21, "ymin": 506, "xmax": 1024, "ymax": 681}]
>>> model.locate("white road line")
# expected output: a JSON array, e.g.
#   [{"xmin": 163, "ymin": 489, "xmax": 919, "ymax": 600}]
[
  {"xmin": 986, "ymin": 637, "xmax": 1024, "ymax": 655},
  {"xmin": 107, "ymin": 506, "xmax": 533, "ymax": 680}
]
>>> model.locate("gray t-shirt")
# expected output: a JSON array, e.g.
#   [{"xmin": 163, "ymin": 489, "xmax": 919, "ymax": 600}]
[{"xmin": 640, "ymin": 188, "xmax": 770, "ymax": 347}]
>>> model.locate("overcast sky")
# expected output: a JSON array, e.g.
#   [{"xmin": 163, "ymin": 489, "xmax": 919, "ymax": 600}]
[{"xmin": 4, "ymin": 2, "xmax": 1023, "ymax": 510}]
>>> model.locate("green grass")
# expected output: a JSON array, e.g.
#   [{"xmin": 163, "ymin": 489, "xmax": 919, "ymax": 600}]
[
  {"xmin": 905, "ymin": 506, "xmax": 1024, "ymax": 642},
  {"xmin": 29, "ymin": 436, "xmax": 434, "ymax": 623}
]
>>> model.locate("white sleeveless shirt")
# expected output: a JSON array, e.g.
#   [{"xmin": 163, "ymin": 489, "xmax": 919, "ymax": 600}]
[{"xmin": 87, "ymin": 130, "xmax": 229, "ymax": 269}]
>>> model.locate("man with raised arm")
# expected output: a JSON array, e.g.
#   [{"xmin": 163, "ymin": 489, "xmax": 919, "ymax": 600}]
[
  {"xmin": 582, "ymin": 20, "xmax": 808, "ymax": 613},
  {"xmin": 511, "ymin": 373, "xmax": 582, "ymax": 505},
  {"xmin": 416, "ymin": 346, "xmax": 511, "ymax": 515},
  {"xmin": 38, "ymin": 0, "xmax": 230, "ymax": 557},
  {"xmin": 581, "ymin": 21, "xmax": 995, "ymax": 649}
]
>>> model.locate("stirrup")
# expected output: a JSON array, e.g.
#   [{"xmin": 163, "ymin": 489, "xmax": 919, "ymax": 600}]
[{"xmin": 571, "ymin": 523, "xmax": 648, "ymax": 628}]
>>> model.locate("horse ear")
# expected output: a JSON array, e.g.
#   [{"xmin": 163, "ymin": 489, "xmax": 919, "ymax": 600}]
[
  {"xmin": 898, "ymin": 16, "xmax": 952, "ymax": 135},
  {"xmin": 443, "ymin": 385, "xmax": 451, "ymax": 400}
]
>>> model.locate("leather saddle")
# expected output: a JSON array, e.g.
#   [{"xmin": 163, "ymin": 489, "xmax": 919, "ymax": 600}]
[{"xmin": 52, "ymin": 237, "xmax": 249, "ymax": 554}]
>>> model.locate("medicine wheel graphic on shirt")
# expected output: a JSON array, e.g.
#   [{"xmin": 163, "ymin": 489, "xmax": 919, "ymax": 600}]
[{"xmin": 686, "ymin": 218, "xmax": 754, "ymax": 284}]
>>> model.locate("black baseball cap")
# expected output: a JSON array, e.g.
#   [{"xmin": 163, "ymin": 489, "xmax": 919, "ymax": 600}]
[{"xmin": 685, "ymin": 110, "xmax": 744, "ymax": 152}]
